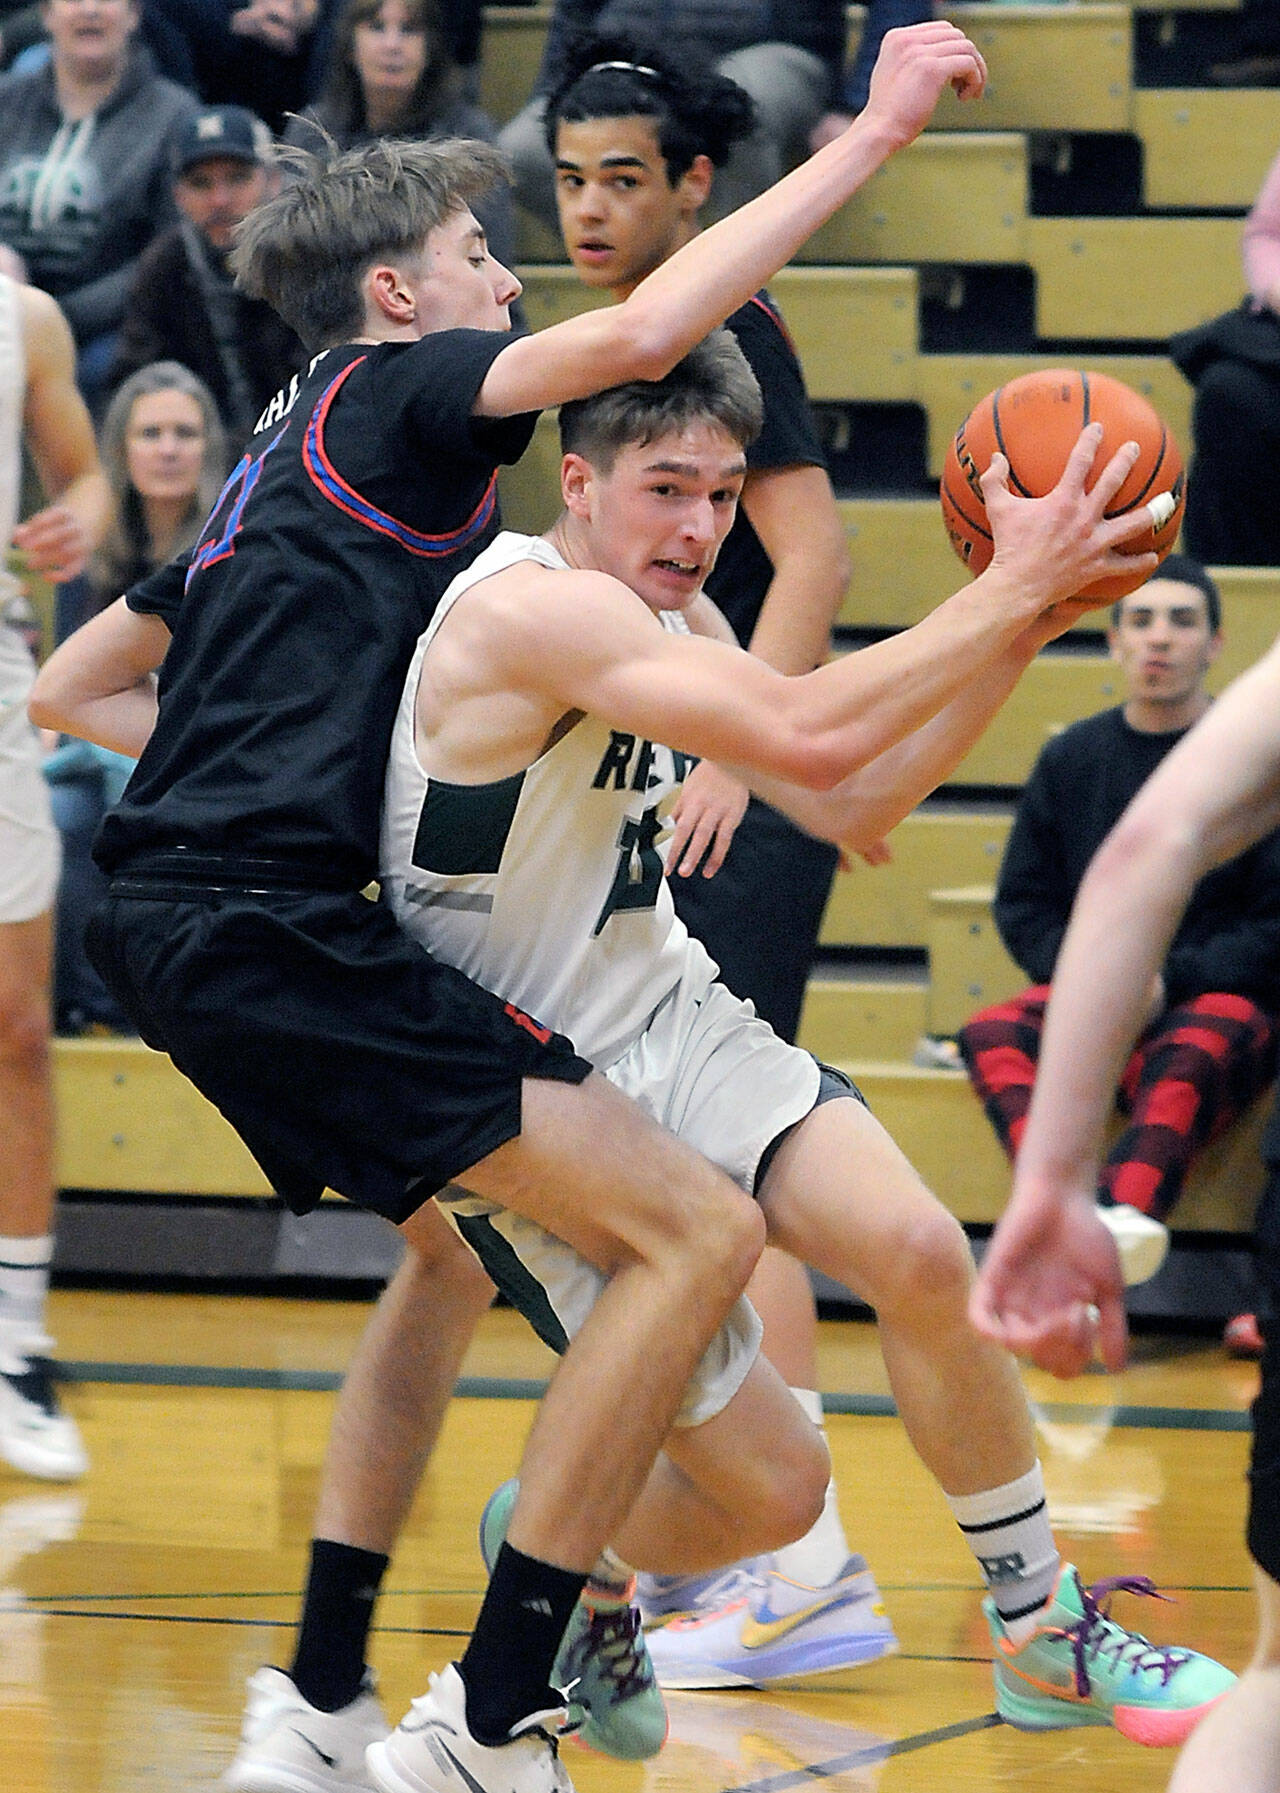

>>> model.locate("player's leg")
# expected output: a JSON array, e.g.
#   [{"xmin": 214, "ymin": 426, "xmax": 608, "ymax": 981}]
[
  {"xmin": 369, "ymin": 1071, "xmax": 766, "ymax": 1793},
  {"xmin": 1169, "ymin": 1284, "xmax": 1280, "ymax": 1790},
  {"xmin": 1166, "ymin": 1568, "xmax": 1280, "ymax": 1792},
  {"xmin": 226, "ymin": 1205, "xmax": 495, "ymax": 1792},
  {"xmin": 0, "ymin": 897, "xmax": 86, "ymax": 1481},
  {"xmin": 742, "ymin": 1094, "xmax": 1235, "ymax": 1742}
]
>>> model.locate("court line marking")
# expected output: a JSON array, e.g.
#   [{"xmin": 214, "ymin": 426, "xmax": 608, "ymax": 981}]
[
  {"xmin": 724, "ymin": 1711, "xmax": 1005, "ymax": 1791},
  {"xmin": 54, "ymin": 1362, "xmax": 1254, "ymax": 1431}
]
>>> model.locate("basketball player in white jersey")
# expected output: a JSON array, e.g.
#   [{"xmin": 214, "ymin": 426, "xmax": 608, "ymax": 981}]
[
  {"xmin": 0, "ymin": 271, "xmax": 109, "ymax": 1480},
  {"xmin": 366, "ymin": 334, "xmax": 1235, "ymax": 1780}
]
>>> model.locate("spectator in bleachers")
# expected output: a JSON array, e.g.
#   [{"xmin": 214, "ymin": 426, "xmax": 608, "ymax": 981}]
[
  {"xmin": 46, "ymin": 359, "xmax": 223, "ymax": 1035},
  {"xmin": 1173, "ymin": 145, "xmax": 1280, "ymax": 566},
  {"xmin": 809, "ymin": 0, "xmax": 931, "ymax": 150},
  {"xmin": 0, "ymin": 0, "xmax": 198, "ymax": 409},
  {"xmin": 496, "ymin": 0, "xmax": 850, "ymax": 230},
  {"xmin": 110, "ymin": 105, "xmax": 302, "ymax": 451},
  {"xmin": 958, "ymin": 559, "xmax": 1280, "ymax": 1344},
  {"xmin": 282, "ymin": 0, "xmax": 515, "ymax": 269},
  {"xmin": 157, "ymin": 0, "xmax": 370, "ymax": 133}
]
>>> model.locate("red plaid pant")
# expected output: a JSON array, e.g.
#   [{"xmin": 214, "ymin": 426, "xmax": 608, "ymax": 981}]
[{"xmin": 958, "ymin": 985, "xmax": 1278, "ymax": 1218}]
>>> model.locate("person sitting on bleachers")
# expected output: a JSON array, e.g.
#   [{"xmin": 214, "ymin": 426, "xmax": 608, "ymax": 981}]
[
  {"xmin": 47, "ymin": 358, "xmax": 224, "ymax": 1036},
  {"xmin": 958, "ymin": 557, "xmax": 1280, "ymax": 1310},
  {"xmin": 0, "ymin": 0, "xmax": 198, "ymax": 409},
  {"xmin": 495, "ymin": 0, "xmax": 850, "ymax": 231},
  {"xmin": 1174, "ymin": 143, "xmax": 1280, "ymax": 566},
  {"xmin": 282, "ymin": 0, "xmax": 516, "ymax": 272},
  {"xmin": 110, "ymin": 105, "xmax": 302, "ymax": 453}
]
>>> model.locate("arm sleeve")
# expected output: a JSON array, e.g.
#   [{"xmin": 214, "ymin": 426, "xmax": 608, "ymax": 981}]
[
  {"xmin": 1162, "ymin": 829, "xmax": 1280, "ymax": 1007},
  {"xmin": 398, "ymin": 329, "xmax": 539, "ymax": 467},
  {"xmin": 125, "ymin": 557, "xmax": 188, "ymax": 629},
  {"xmin": 992, "ymin": 745, "xmax": 1074, "ymax": 983}
]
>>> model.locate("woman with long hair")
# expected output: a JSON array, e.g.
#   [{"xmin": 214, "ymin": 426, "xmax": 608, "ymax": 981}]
[
  {"xmin": 51, "ymin": 360, "xmax": 224, "ymax": 1033},
  {"xmin": 90, "ymin": 360, "xmax": 226, "ymax": 609},
  {"xmin": 283, "ymin": 0, "xmax": 516, "ymax": 268}
]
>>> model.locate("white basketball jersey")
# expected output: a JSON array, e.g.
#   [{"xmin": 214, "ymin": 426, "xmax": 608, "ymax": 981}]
[
  {"xmin": 0, "ymin": 276, "xmax": 25, "ymax": 611},
  {"xmin": 381, "ymin": 531, "xmax": 719, "ymax": 1068}
]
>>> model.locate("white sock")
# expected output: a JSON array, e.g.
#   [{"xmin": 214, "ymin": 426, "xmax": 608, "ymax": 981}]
[
  {"xmin": 945, "ymin": 1462, "xmax": 1060, "ymax": 1645},
  {"xmin": 588, "ymin": 1546, "xmax": 634, "ymax": 1600},
  {"xmin": 0, "ymin": 1234, "xmax": 53, "ymax": 1343},
  {"xmin": 771, "ymin": 1387, "xmax": 852, "ymax": 1587}
]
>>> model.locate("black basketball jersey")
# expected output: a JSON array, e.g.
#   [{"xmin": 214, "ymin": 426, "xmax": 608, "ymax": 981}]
[
  {"xmin": 703, "ymin": 291, "xmax": 827, "ymax": 648},
  {"xmin": 96, "ymin": 330, "xmax": 536, "ymax": 886}
]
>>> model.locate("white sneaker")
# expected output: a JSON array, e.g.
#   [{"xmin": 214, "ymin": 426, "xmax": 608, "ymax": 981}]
[
  {"xmin": 367, "ymin": 1663, "xmax": 573, "ymax": 1793},
  {"xmin": 0, "ymin": 1332, "xmax": 87, "ymax": 1481},
  {"xmin": 1097, "ymin": 1204, "xmax": 1170, "ymax": 1287},
  {"xmin": 644, "ymin": 1556, "xmax": 898, "ymax": 1690},
  {"xmin": 224, "ymin": 1665, "xmax": 389, "ymax": 1792}
]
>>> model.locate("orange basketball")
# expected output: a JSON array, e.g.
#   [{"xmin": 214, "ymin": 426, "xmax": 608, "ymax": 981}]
[{"xmin": 939, "ymin": 369, "xmax": 1185, "ymax": 605}]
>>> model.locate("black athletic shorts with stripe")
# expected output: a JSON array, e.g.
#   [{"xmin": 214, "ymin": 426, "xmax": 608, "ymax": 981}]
[{"xmin": 87, "ymin": 861, "xmax": 591, "ymax": 1225}]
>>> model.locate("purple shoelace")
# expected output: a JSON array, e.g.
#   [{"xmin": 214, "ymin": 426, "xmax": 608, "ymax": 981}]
[
  {"xmin": 1049, "ymin": 1574, "xmax": 1189, "ymax": 1699},
  {"xmin": 563, "ymin": 1601, "xmax": 653, "ymax": 1700}
]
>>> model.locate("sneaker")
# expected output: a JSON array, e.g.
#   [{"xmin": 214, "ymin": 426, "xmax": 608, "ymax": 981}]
[
  {"xmin": 366, "ymin": 1663, "xmax": 572, "ymax": 1793},
  {"xmin": 478, "ymin": 1479, "xmax": 666, "ymax": 1760},
  {"xmin": 636, "ymin": 1562, "xmax": 763, "ymax": 1629},
  {"xmin": 643, "ymin": 1556, "xmax": 898, "ymax": 1689},
  {"xmin": 986, "ymin": 1563, "xmax": 1236, "ymax": 1746},
  {"xmin": 1224, "ymin": 1313, "xmax": 1266, "ymax": 1360},
  {"xmin": 224, "ymin": 1665, "xmax": 390, "ymax": 1792},
  {"xmin": 911, "ymin": 1034, "xmax": 963, "ymax": 1070},
  {"xmin": 0, "ymin": 1334, "xmax": 87, "ymax": 1480},
  {"xmin": 1097, "ymin": 1204, "xmax": 1170, "ymax": 1287}
]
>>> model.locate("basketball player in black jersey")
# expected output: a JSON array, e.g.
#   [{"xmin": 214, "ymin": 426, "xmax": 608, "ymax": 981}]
[{"xmin": 31, "ymin": 31, "xmax": 992, "ymax": 1793}]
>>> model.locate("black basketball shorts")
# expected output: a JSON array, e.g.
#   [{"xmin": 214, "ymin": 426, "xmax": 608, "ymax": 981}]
[{"xmin": 87, "ymin": 883, "xmax": 591, "ymax": 1224}]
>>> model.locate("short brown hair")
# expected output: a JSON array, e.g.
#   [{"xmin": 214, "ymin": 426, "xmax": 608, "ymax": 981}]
[
  {"xmin": 229, "ymin": 134, "xmax": 509, "ymax": 349},
  {"xmin": 558, "ymin": 331, "xmax": 762, "ymax": 470}
]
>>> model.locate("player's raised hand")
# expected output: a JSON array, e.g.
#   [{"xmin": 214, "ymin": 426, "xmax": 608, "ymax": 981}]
[
  {"xmin": 970, "ymin": 1178, "xmax": 1129, "ymax": 1378},
  {"xmin": 982, "ymin": 427, "xmax": 1160, "ymax": 615},
  {"xmin": 861, "ymin": 22, "xmax": 987, "ymax": 150}
]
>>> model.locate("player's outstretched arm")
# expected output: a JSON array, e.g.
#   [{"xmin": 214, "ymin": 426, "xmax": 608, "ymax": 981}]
[
  {"xmin": 476, "ymin": 23, "xmax": 986, "ymax": 418},
  {"xmin": 14, "ymin": 286, "xmax": 111, "ymax": 583},
  {"xmin": 29, "ymin": 596, "xmax": 171, "ymax": 757},
  {"xmin": 971, "ymin": 636, "xmax": 1280, "ymax": 1377}
]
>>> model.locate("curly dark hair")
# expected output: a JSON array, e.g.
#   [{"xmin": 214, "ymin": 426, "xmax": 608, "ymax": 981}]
[{"xmin": 544, "ymin": 29, "xmax": 756, "ymax": 183}]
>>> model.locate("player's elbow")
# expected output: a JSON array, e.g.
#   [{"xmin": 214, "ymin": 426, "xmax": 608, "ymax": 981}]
[
  {"xmin": 604, "ymin": 302, "xmax": 692, "ymax": 383},
  {"xmin": 27, "ymin": 665, "xmax": 68, "ymax": 733}
]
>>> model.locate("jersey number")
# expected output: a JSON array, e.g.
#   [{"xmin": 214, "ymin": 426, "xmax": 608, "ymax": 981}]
[
  {"xmin": 186, "ymin": 428, "xmax": 286, "ymax": 585},
  {"xmin": 594, "ymin": 810, "xmax": 664, "ymax": 936}
]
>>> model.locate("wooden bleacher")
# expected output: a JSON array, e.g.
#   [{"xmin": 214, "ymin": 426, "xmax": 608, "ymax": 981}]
[{"xmin": 52, "ymin": 0, "xmax": 1277, "ymax": 1298}]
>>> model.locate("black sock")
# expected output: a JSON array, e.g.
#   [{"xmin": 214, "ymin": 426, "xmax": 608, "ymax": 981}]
[
  {"xmin": 288, "ymin": 1539, "xmax": 389, "ymax": 1713},
  {"xmin": 459, "ymin": 1542, "xmax": 586, "ymax": 1744}
]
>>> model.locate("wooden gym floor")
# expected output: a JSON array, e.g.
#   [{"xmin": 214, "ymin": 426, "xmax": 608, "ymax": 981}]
[{"xmin": 0, "ymin": 1287, "xmax": 1260, "ymax": 1793}]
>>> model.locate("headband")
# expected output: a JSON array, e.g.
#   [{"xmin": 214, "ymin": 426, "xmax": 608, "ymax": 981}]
[{"xmin": 583, "ymin": 59, "xmax": 662, "ymax": 81}]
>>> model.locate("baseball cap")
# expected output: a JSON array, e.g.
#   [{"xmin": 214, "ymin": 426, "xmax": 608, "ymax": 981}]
[{"xmin": 173, "ymin": 107, "xmax": 273, "ymax": 177}]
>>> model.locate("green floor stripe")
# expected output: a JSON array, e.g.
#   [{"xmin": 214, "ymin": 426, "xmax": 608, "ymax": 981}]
[{"xmin": 56, "ymin": 1362, "xmax": 1253, "ymax": 1431}]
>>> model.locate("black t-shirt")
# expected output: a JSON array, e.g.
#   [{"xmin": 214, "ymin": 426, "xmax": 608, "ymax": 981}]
[
  {"xmin": 96, "ymin": 331, "xmax": 536, "ymax": 885},
  {"xmin": 703, "ymin": 291, "xmax": 827, "ymax": 648}
]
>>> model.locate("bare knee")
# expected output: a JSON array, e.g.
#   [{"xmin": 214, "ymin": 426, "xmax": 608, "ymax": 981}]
[
  {"xmin": 0, "ymin": 983, "xmax": 50, "ymax": 1077},
  {"xmin": 751, "ymin": 1426, "xmax": 829, "ymax": 1552},
  {"xmin": 871, "ymin": 1200, "xmax": 973, "ymax": 1323}
]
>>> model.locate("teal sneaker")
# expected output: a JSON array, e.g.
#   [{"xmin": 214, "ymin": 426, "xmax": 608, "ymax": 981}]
[
  {"xmin": 986, "ymin": 1564, "xmax": 1236, "ymax": 1747},
  {"xmin": 478, "ymin": 1479, "xmax": 667, "ymax": 1761}
]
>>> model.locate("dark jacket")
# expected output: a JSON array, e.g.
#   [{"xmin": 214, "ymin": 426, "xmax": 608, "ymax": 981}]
[
  {"xmin": 0, "ymin": 42, "xmax": 196, "ymax": 340},
  {"xmin": 995, "ymin": 705, "xmax": 1280, "ymax": 1008},
  {"xmin": 535, "ymin": 0, "xmax": 848, "ymax": 103},
  {"xmin": 111, "ymin": 223, "xmax": 304, "ymax": 448}
]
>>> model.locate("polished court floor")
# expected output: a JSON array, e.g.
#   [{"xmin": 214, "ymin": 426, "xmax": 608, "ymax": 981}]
[{"xmin": 0, "ymin": 1287, "xmax": 1262, "ymax": 1792}]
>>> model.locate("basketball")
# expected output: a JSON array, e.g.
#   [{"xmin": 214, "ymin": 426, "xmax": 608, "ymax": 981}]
[{"xmin": 939, "ymin": 369, "xmax": 1185, "ymax": 604}]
